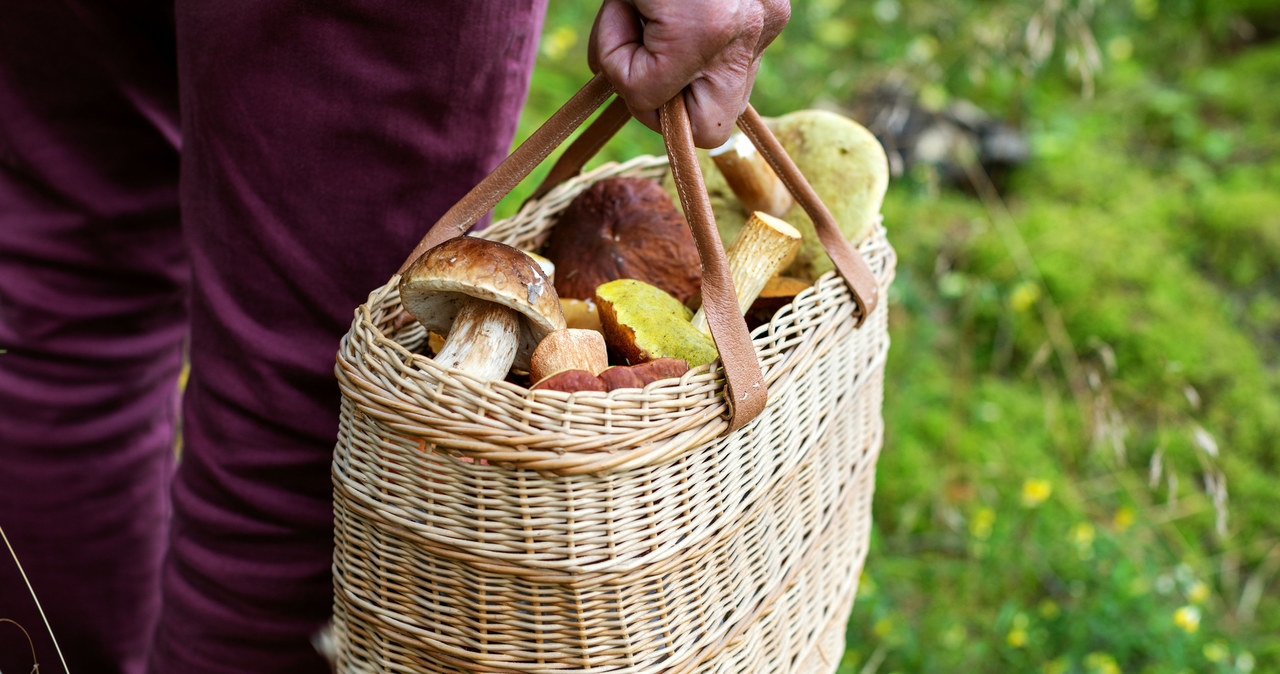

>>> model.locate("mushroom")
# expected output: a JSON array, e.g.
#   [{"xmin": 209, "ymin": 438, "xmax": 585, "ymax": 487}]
[
  {"xmin": 528, "ymin": 328, "xmax": 609, "ymax": 383},
  {"xmin": 768, "ymin": 109, "xmax": 890, "ymax": 280},
  {"xmin": 398, "ymin": 237, "xmax": 565, "ymax": 381},
  {"xmin": 598, "ymin": 358, "xmax": 690, "ymax": 390},
  {"xmin": 595, "ymin": 279, "xmax": 718, "ymax": 368},
  {"xmin": 529, "ymin": 358, "xmax": 690, "ymax": 393},
  {"xmin": 525, "ymin": 251, "xmax": 556, "ymax": 282},
  {"xmin": 560, "ymin": 298, "xmax": 603, "ymax": 334},
  {"xmin": 689, "ymin": 211, "xmax": 803, "ymax": 334},
  {"xmin": 710, "ymin": 132, "xmax": 794, "ymax": 218},
  {"xmin": 542, "ymin": 177, "xmax": 702, "ymax": 304},
  {"xmin": 530, "ymin": 369, "xmax": 609, "ymax": 393}
]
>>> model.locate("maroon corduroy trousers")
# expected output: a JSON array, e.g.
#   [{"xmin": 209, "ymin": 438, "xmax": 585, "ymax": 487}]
[{"xmin": 0, "ymin": 1, "xmax": 546, "ymax": 672}]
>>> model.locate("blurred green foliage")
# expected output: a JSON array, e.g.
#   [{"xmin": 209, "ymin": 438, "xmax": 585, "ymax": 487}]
[{"xmin": 503, "ymin": 1, "xmax": 1280, "ymax": 671}]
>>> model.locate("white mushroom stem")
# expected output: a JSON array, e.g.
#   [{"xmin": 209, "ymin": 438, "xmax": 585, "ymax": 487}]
[
  {"xmin": 710, "ymin": 132, "xmax": 795, "ymax": 218},
  {"xmin": 434, "ymin": 298, "xmax": 520, "ymax": 381},
  {"xmin": 690, "ymin": 211, "xmax": 803, "ymax": 335}
]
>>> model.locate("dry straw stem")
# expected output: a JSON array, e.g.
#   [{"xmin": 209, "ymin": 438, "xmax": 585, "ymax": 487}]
[{"xmin": 2, "ymin": 523, "xmax": 69, "ymax": 673}]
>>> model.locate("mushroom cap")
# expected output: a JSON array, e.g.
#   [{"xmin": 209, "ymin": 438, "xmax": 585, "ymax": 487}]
[
  {"xmin": 399, "ymin": 237, "xmax": 566, "ymax": 369},
  {"xmin": 594, "ymin": 279, "xmax": 718, "ymax": 368},
  {"xmin": 543, "ymin": 177, "xmax": 703, "ymax": 304}
]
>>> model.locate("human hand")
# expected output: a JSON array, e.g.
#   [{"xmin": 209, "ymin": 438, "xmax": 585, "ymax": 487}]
[{"xmin": 588, "ymin": 0, "xmax": 790, "ymax": 148}]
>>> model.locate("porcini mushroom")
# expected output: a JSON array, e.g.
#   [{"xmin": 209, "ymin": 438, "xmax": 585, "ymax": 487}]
[
  {"xmin": 598, "ymin": 358, "xmax": 690, "ymax": 390},
  {"xmin": 529, "ymin": 369, "xmax": 608, "ymax": 393},
  {"xmin": 769, "ymin": 109, "xmax": 890, "ymax": 280},
  {"xmin": 710, "ymin": 132, "xmax": 794, "ymax": 218},
  {"xmin": 542, "ymin": 177, "xmax": 702, "ymax": 304},
  {"xmin": 595, "ymin": 279, "xmax": 718, "ymax": 368},
  {"xmin": 529, "ymin": 328, "xmax": 609, "ymax": 383},
  {"xmin": 689, "ymin": 211, "xmax": 803, "ymax": 334},
  {"xmin": 528, "ymin": 358, "xmax": 690, "ymax": 393},
  {"xmin": 398, "ymin": 237, "xmax": 565, "ymax": 381}
]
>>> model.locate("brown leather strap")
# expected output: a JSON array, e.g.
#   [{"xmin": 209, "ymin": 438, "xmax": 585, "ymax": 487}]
[
  {"xmin": 661, "ymin": 97, "xmax": 767, "ymax": 431},
  {"xmin": 397, "ymin": 73, "xmax": 616, "ymax": 274},
  {"xmin": 736, "ymin": 106, "xmax": 881, "ymax": 323},
  {"xmin": 526, "ymin": 96, "xmax": 632, "ymax": 204},
  {"xmin": 527, "ymin": 102, "xmax": 881, "ymax": 323}
]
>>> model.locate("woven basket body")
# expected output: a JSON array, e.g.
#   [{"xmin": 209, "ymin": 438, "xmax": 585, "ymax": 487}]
[{"xmin": 332, "ymin": 156, "xmax": 896, "ymax": 673}]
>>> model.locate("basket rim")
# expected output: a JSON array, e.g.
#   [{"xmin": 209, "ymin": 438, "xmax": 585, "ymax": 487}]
[{"xmin": 335, "ymin": 156, "xmax": 896, "ymax": 475}]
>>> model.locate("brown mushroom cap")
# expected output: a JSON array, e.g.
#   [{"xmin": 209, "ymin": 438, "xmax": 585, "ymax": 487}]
[
  {"xmin": 399, "ymin": 237, "xmax": 566, "ymax": 369},
  {"xmin": 598, "ymin": 358, "xmax": 690, "ymax": 390},
  {"xmin": 542, "ymin": 177, "xmax": 703, "ymax": 304},
  {"xmin": 529, "ymin": 369, "xmax": 608, "ymax": 393}
]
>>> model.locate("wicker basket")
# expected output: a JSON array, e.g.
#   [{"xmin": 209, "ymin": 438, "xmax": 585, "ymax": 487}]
[{"xmin": 331, "ymin": 82, "xmax": 896, "ymax": 673}]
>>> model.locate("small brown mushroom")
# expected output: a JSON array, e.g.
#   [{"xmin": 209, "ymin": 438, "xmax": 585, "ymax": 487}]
[
  {"xmin": 689, "ymin": 211, "xmax": 803, "ymax": 334},
  {"xmin": 529, "ymin": 328, "xmax": 609, "ymax": 383},
  {"xmin": 529, "ymin": 369, "xmax": 608, "ymax": 393},
  {"xmin": 710, "ymin": 132, "xmax": 794, "ymax": 218},
  {"xmin": 542, "ymin": 177, "xmax": 702, "ymax": 304},
  {"xmin": 529, "ymin": 358, "xmax": 690, "ymax": 393},
  {"xmin": 598, "ymin": 358, "xmax": 690, "ymax": 390},
  {"xmin": 398, "ymin": 237, "xmax": 565, "ymax": 380}
]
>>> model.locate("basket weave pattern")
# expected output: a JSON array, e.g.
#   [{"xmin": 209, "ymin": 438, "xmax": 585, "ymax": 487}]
[{"xmin": 332, "ymin": 156, "xmax": 896, "ymax": 672}]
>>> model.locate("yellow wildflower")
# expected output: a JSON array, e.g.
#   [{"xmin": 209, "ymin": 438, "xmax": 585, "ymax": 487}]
[
  {"xmin": 1173, "ymin": 605, "xmax": 1201, "ymax": 633},
  {"xmin": 1112, "ymin": 506, "xmax": 1135, "ymax": 532},
  {"xmin": 540, "ymin": 26, "xmax": 578, "ymax": 61},
  {"xmin": 1021, "ymin": 479, "xmax": 1052, "ymax": 508},
  {"xmin": 1010, "ymin": 281, "xmax": 1041, "ymax": 313},
  {"xmin": 1006, "ymin": 627, "xmax": 1027, "ymax": 648},
  {"xmin": 1038, "ymin": 599, "xmax": 1061, "ymax": 620}
]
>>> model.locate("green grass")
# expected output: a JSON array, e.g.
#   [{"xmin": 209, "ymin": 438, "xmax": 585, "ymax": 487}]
[{"xmin": 506, "ymin": 2, "xmax": 1280, "ymax": 671}]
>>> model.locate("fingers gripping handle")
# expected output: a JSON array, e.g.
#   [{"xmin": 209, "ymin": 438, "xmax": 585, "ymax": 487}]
[{"xmin": 661, "ymin": 97, "xmax": 768, "ymax": 431}]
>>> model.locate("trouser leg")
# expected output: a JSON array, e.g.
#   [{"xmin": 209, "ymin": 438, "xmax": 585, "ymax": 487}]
[
  {"xmin": 0, "ymin": 3, "xmax": 183, "ymax": 674},
  {"xmin": 150, "ymin": 2, "xmax": 547, "ymax": 671}
]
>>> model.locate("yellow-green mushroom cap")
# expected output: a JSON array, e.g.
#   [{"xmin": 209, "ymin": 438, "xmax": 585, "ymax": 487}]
[{"xmin": 595, "ymin": 279, "xmax": 719, "ymax": 368}]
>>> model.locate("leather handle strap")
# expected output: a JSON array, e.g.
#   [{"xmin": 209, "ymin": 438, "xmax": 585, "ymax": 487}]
[
  {"xmin": 529, "ymin": 103, "xmax": 882, "ymax": 323},
  {"xmin": 735, "ymin": 107, "xmax": 880, "ymax": 323},
  {"xmin": 661, "ymin": 97, "xmax": 767, "ymax": 431},
  {"xmin": 395, "ymin": 75, "xmax": 770, "ymax": 430},
  {"xmin": 526, "ymin": 96, "xmax": 633, "ymax": 204},
  {"xmin": 397, "ymin": 73, "xmax": 616, "ymax": 274}
]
